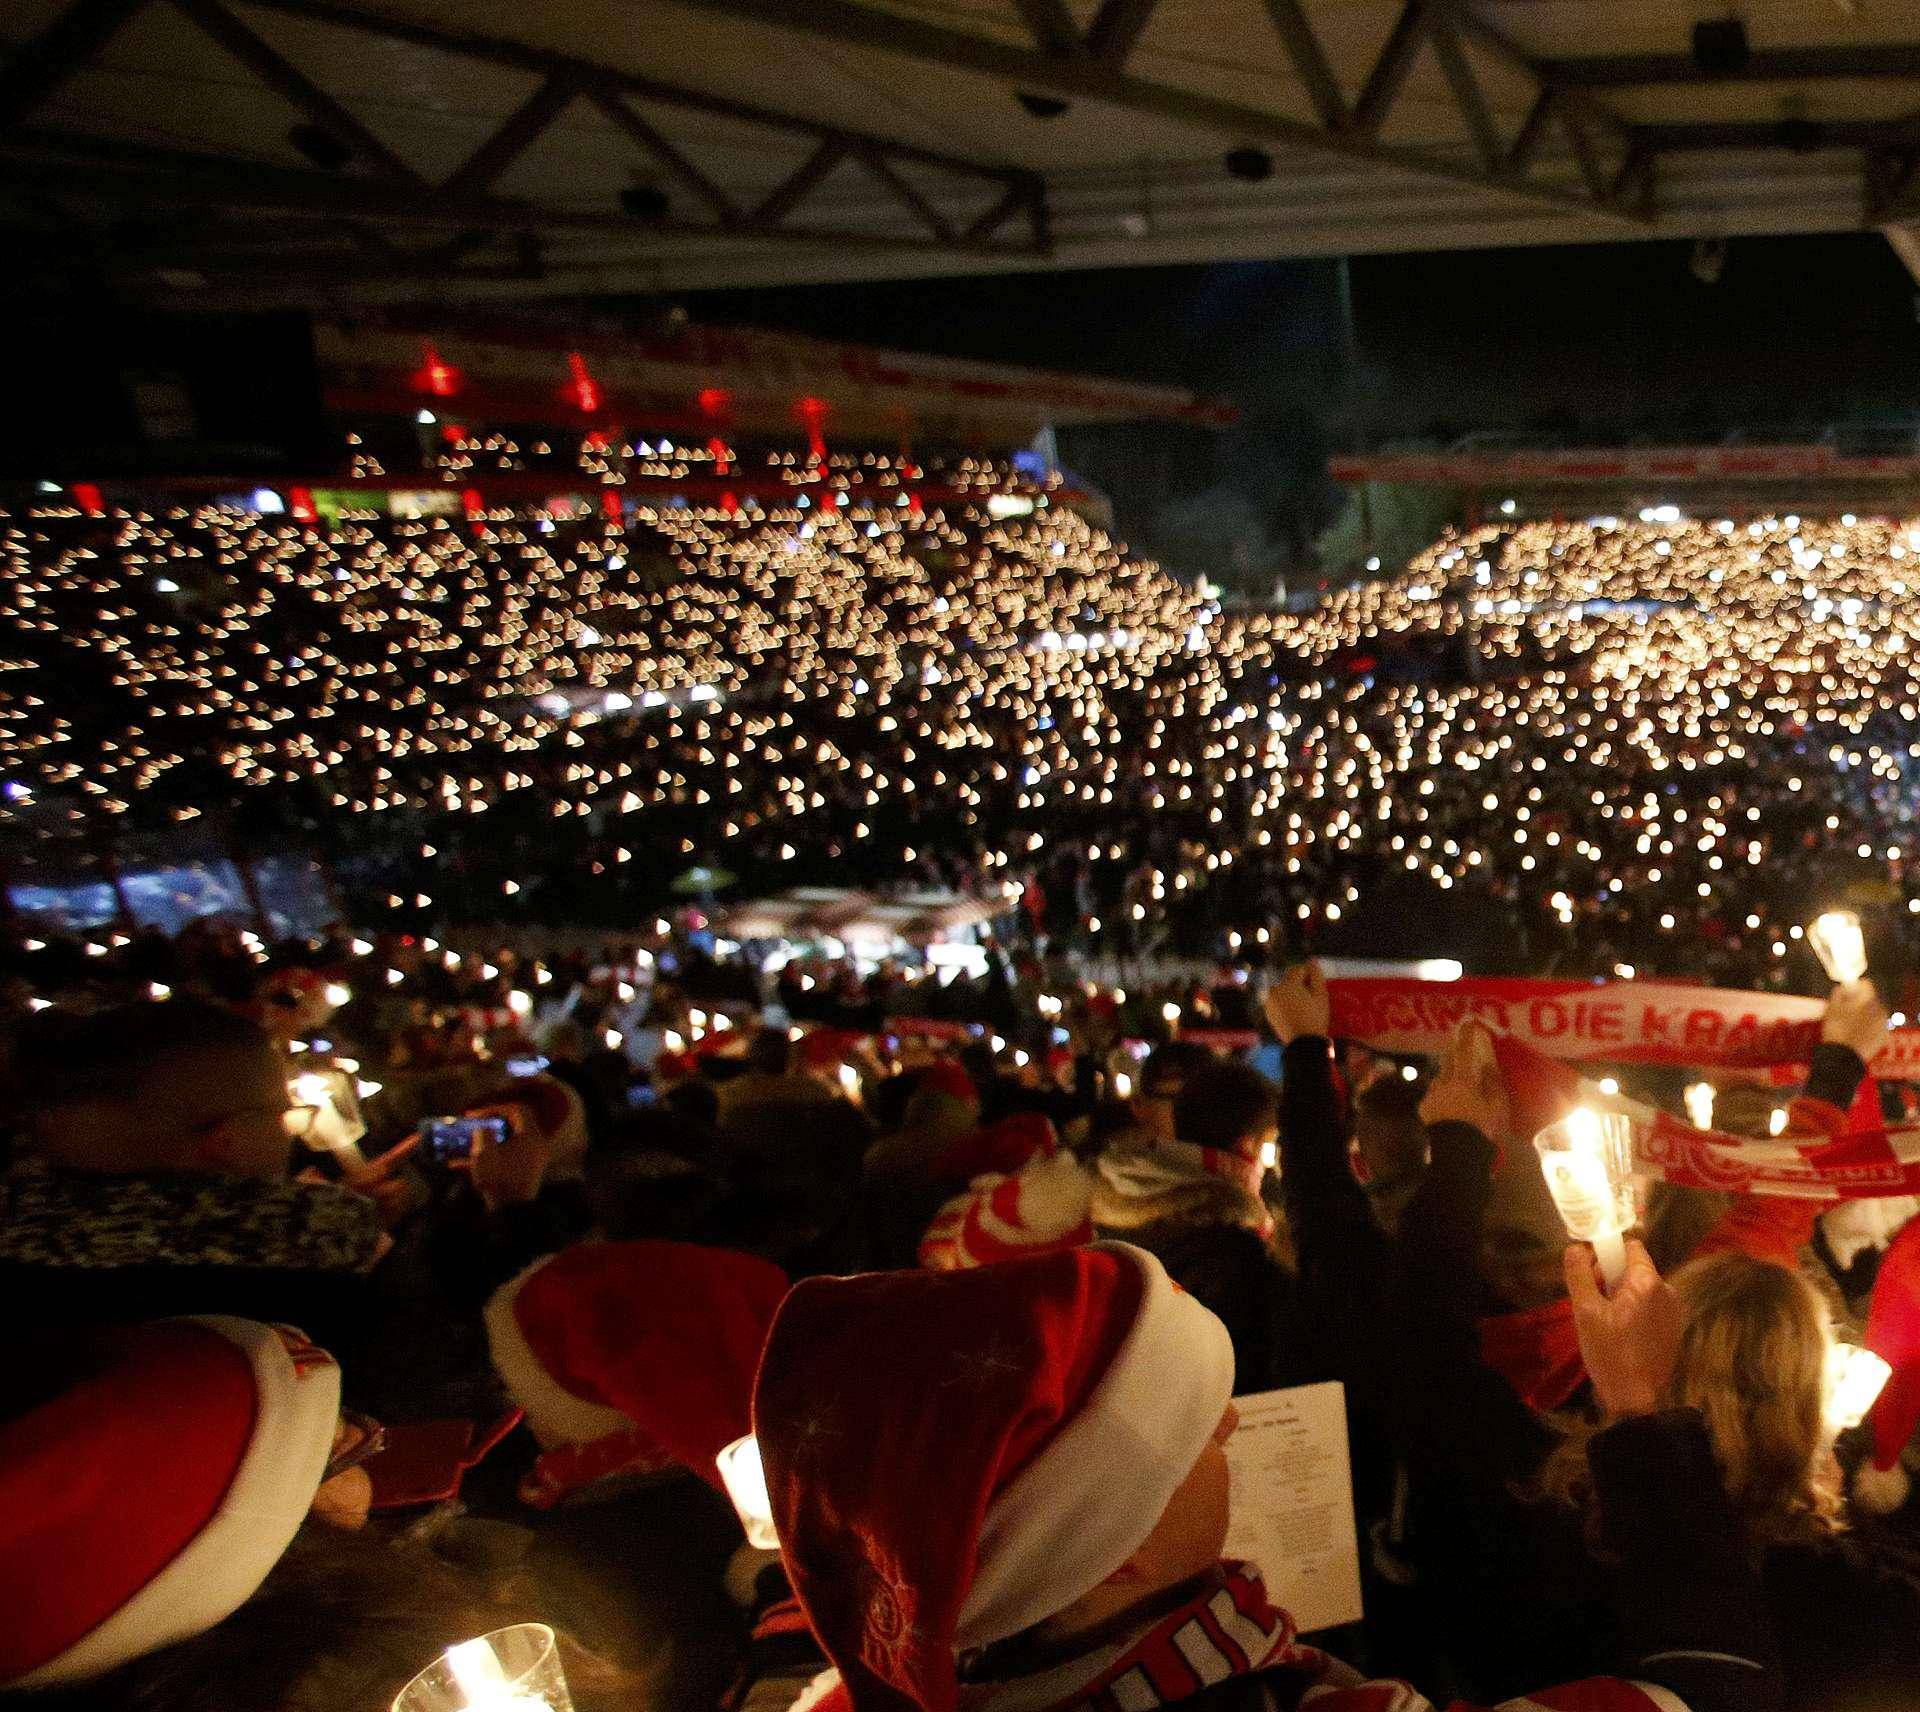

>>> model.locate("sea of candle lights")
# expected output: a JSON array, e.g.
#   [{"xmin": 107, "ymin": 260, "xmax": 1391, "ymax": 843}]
[{"xmin": 5, "ymin": 497, "xmax": 1920, "ymax": 996}]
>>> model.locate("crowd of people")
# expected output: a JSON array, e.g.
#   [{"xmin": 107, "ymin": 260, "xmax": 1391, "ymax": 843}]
[
  {"xmin": 3, "ymin": 928, "xmax": 1919, "ymax": 1712},
  {"xmin": 6, "ymin": 500, "xmax": 1920, "ymax": 993},
  {"xmin": 6, "ymin": 487, "xmax": 1920, "ymax": 1709}
]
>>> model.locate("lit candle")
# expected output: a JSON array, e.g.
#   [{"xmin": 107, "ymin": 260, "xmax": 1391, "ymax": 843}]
[
  {"xmin": 1825, "ymin": 1343, "xmax": 1892, "ymax": 1431},
  {"xmin": 1808, "ymin": 909, "xmax": 1868, "ymax": 984},
  {"xmin": 1533, "ymin": 1106, "xmax": 1633, "ymax": 1288},
  {"xmin": 392, "ymin": 1624, "xmax": 573, "ymax": 1712},
  {"xmin": 1683, "ymin": 1082, "xmax": 1715, "ymax": 1130},
  {"xmin": 716, "ymin": 1434, "xmax": 780, "ymax": 1549},
  {"xmin": 290, "ymin": 1068, "xmax": 366, "ymax": 1172}
]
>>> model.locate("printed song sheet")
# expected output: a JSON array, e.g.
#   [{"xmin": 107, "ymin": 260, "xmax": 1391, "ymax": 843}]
[{"xmin": 1223, "ymin": 1381, "xmax": 1363, "ymax": 1635}]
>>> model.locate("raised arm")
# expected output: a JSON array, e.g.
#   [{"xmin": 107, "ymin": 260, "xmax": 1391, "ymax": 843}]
[{"xmin": 1569, "ymin": 1239, "xmax": 1785, "ymax": 1712}]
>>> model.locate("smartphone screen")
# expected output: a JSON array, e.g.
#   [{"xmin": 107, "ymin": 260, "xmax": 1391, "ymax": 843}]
[
  {"xmin": 506, "ymin": 1055, "xmax": 548, "ymax": 1078},
  {"xmin": 421, "ymin": 1115, "xmax": 508, "ymax": 1163}
]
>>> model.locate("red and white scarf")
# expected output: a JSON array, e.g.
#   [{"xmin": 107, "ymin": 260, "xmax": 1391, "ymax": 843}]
[
  {"xmin": 1327, "ymin": 974, "xmax": 1920, "ymax": 1081},
  {"xmin": 960, "ymin": 1564, "xmax": 1682, "ymax": 1712},
  {"xmin": 787, "ymin": 1567, "xmax": 1685, "ymax": 1712}
]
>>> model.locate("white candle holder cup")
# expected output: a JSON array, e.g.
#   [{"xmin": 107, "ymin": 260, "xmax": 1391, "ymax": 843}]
[
  {"xmin": 1825, "ymin": 1343, "xmax": 1893, "ymax": 1433},
  {"xmin": 290, "ymin": 1066, "xmax": 368, "ymax": 1173},
  {"xmin": 1533, "ymin": 1107, "xmax": 1635, "ymax": 1289},
  {"xmin": 1808, "ymin": 910, "xmax": 1869, "ymax": 986},
  {"xmin": 392, "ymin": 1623, "xmax": 573, "ymax": 1712},
  {"xmin": 717, "ymin": 1434, "xmax": 780, "ymax": 1550}
]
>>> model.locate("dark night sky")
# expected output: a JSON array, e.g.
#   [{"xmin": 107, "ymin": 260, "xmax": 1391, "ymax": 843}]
[
  {"xmin": 686, "ymin": 232, "xmax": 1920, "ymax": 446},
  {"xmin": 683, "ymin": 233, "xmax": 1920, "ymax": 585}
]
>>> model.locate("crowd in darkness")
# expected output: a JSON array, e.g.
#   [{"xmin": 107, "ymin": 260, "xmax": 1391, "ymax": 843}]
[{"xmin": 4, "ymin": 490, "xmax": 1920, "ymax": 1711}]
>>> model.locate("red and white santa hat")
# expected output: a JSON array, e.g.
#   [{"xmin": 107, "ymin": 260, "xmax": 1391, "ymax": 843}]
[
  {"xmin": 753, "ymin": 1241, "xmax": 1233, "ymax": 1712},
  {"xmin": 486, "ymin": 1240, "xmax": 790, "ymax": 1506},
  {"xmin": 0, "ymin": 1317, "xmax": 339, "ymax": 1688}
]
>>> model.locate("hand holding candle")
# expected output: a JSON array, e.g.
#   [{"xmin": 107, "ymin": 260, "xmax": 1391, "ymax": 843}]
[
  {"xmin": 1820, "ymin": 976, "xmax": 1889, "ymax": 1062},
  {"xmin": 1533, "ymin": 1106, "xmax": 1635, "ymax": 1289},
  {"xmin": 1563, "ymin": 1237, "xmax": 1683, "ymax": 1420},
  {"xmin": 289, "ymin": 1067, "xmax": 367, "ymax": 1173}
]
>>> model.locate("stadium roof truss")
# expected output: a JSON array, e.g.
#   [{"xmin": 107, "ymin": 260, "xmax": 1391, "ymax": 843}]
[{"xmin": 1, "ymin": 0, "xmax": 1918, "ymax": 304}]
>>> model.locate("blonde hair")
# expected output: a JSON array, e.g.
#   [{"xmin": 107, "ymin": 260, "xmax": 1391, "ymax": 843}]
[{"xmin": 1538, "ymin": 1250, "xmax": 1844, "ymax": 1548}]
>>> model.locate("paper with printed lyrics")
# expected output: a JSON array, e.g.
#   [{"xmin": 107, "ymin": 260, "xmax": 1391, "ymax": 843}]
[{"xmin": 1223, "ymin": 1381, "xmax": 1364, "ymax": 1636}]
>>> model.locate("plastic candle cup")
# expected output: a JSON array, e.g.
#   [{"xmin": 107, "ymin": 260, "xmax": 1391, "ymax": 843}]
[
  {"xmin": 717, "ymin": 1434, "xmax": 780, "ymax": 1550},
  {"xmin": 1825, "ymin": 1343, "xmax": 1893, "ymax": 1432},
  {"xmin": 1533, "ymin": 1106, "xmax": 1634, "ymax": 1288},
  {"xmin": 290, "ymin": 1068, "xmax": 367, "ymax": 1172},
  {"xmin": 392, "ymin": 1624, "xmax": 573, "ymax": 1712},
  {"xmin": 1808, "ymin": 909, "xmax": 1868, "ymax": 984}
]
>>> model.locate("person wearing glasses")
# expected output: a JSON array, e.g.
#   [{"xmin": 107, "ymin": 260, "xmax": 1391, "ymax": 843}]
[
  {"xmin": 0, "ymin": 1316, "xmax": 634, "ymax": 1710},
  {"xmin": 0, "ymin": 998, "xmax": 386, "ymax": 1368}
]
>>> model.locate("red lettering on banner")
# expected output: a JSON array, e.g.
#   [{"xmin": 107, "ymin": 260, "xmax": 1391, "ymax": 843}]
[
  {"xmin": 1326, "ymin": 976, "xmax": 1920, "ymax": 1081},
  {"xmin": 1720, "ymin": 1015, "xmax": 1760, "ymax": 1058}
]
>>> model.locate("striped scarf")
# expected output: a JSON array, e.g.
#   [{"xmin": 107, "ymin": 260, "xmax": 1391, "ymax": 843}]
[{"xmin": 954, "ymin": 1564, "xmax": 1682, "ymax": 1712}]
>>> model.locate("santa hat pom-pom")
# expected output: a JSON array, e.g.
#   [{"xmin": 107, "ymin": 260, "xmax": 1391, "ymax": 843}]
[{"xmin": 1851, "ymin": 1456, "xmax": 1912, "ymax": 1516}]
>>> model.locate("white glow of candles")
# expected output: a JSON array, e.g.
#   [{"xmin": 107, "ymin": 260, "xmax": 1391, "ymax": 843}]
[
  {"xmin": 395, "ymin": 1624, "xmax": 573, "ymax": 1712},
  {"xmin": 290, "ymin": 1068, "xmax": 367, "ymax": 1168},
  {"xmin": 1825, "ymin": 1343, "xmax": 1892, "ymax": 1431},
  {"xmin": 1533, "ymin": 1106, "xmax": 1633, "ymax": 1288},
  {"xmin": 324, "ymin": 982, "xmax": 352, "ymax": 1008},
  {"xmin": 716, "ymin": 1434, "xmax": 780, "ymax": 1549},
  {"xmin": 1808, "ymin": 909, "xmax": 1869, "ymax": 984},
  {"xmin": 507, "ymin": 989, "xmax": 532, "ymax": 1017},
  {"xmin": 1769, "ymin": 1107, "xmax": 1789, "ymax": 1137},
  {"xmin": 837, "ymin": 1063, "xmax": 860, "ymax": 1097},
  {"xmin": 1684, "ymin": 1082, "xmax": 1715, "ymax": 1130},
  {"xmin": 1114, "ymin": 1071, "xmax": 1134, "ymax": 1100}
]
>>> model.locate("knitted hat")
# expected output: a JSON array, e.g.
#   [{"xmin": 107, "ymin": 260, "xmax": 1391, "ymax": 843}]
[
  {"xmin": 0, "ymin": 1317, "xmax": 339, "ymax": 1688},
  {"xmin": 486, "ymin": 1240, "xmax": 790, "ymax": 1506},
  {"xmin": 754, "ymin": 1242, "xmax": 1234, "ymax": 1712},
  {"xmin": 917, "ymin": 1152, "xmax": 1095, "ymax": 1272}
]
